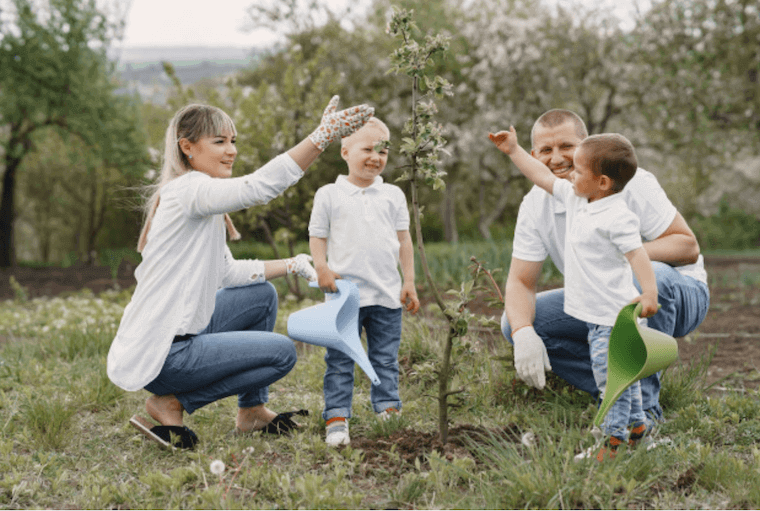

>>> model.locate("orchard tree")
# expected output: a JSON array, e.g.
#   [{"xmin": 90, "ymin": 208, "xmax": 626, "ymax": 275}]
[
  {"xmin": 456, "ymin": 0, "xmax": 639, "ymax": 238},
  {"xmin": 228, "ymin": 3, "xmax": 402, "ymax": 297},
  {"xmin": 630, "ymin": 0, "xmax": 760, "ymax": 216},
  {"xmin": 0, "ymin": 0, "xmax": 147, "ymax": 266}
]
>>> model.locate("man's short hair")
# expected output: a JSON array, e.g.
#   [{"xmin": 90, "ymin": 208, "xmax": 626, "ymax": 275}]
[
  {"xmin": 531, "ymin": 109, "xmax": 588, "ymax": 148},
  {"xmin": 580, "ymin": 133, "xmax": 638, "ymax": 192}
]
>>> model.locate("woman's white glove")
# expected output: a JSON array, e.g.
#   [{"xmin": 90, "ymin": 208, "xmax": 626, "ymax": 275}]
[
  {"xmin": 512, "ymin": 326, "xmax": 552, "ymax": 389},
  {"xmin": 308, "ymin": 95, "xmax": 374, "ymax": 151},
  {"xmin": 285, "ymin": 254, "xmax": 318, "ymax": 282}
]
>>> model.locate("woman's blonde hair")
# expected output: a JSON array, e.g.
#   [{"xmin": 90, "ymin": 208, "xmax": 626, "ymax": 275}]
[{"xmin": 137, "ymin": 104, "xmax": 240, "ymax": 252}]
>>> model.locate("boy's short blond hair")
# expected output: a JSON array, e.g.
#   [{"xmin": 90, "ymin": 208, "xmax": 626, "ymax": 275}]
[{"xmin": 341, "ymin": 117, "xmax": 390, "ymax": 148}]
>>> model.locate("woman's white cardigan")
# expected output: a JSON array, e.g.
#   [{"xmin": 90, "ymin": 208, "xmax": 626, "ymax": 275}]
[{"xmin": 107, "ymin": 154, "xmax": 303, "ymax": 391}]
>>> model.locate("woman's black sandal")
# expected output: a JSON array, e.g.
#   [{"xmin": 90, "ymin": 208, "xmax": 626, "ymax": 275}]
[
  {"xmin": 130, "ymin": 415, "xmax": 199, "ymax": 450},
  {"xmin": 262, "ymin": 409, "xmax": 309, "ymax": 435}
]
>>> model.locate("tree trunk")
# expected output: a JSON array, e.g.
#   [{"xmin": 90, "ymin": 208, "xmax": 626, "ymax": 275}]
[
  {"xmin": 84, "ymin": 174, "xmax": 107, "ymax": 265},
  {"xmin": 478, "ymin": 177, "xmax": 516, "ymax": 239},
  {"xmin": 0, "ymin": 156, "xmax": 21, "ymax": 268},
  {"xmin": 442, "ymin": 183, "xmax": 459, "ymax": 243},
  {"xmin": 478, "ymin": 168, "xmax": 489, "ymax": 239}
]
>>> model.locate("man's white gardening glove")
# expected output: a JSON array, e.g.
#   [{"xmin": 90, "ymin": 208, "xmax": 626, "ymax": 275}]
[
  {"xmin": 285, "ymin": 254, "xmax": 318, "ymax": 282},
  {"xmin": 308, "ymin": 95, "xmax": 374, "ymax": 151},
  {"xmin": 512, "ymin": 326, "xmax": 552, "ymax": 389}
]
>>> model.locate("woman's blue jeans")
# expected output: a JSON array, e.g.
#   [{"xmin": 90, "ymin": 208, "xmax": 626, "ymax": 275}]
[
  {"xmin": 322, "ymin": 305, "xmax": 402, "ymax": 420},
  {"xmin": 501, "ymin": 262, "xmax": 710, "ymax": 413},
  {"xmin": 144, "ymin": 282, "xmax": 297, "ymax": 414}
]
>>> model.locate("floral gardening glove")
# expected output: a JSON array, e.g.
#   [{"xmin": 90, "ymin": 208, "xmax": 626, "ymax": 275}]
[
  {"xmin": 308, "ymin": 95, "xmax": 374, "ymax": 151},
  {"xmin": 285, "ymin": 254, "xmax": 318, "ymax": 282}
]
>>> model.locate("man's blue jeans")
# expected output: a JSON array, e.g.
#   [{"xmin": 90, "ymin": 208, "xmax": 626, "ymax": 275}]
[
  {"xmin": 145, "ymin": 282, "xmax": 297, "ymax": 414},
  {"xmin": 501, "ymin": 262, "xmax": 710, "ymax": 411},
  {"xmin": 323, "ymin": 305, "xmax": 402, "ymax": 420}
]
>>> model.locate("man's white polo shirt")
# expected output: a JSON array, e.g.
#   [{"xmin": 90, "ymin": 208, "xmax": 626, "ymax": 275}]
[
  {"xmin": 309, "ymin": 175, "xmax": 410, "ymax": 309},
  {"xmin": 512, "ymin": 167, "xmax": 707, "ymax": 285}
]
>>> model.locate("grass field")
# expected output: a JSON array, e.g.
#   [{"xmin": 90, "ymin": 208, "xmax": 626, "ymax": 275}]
[{"xmin": 1, "ymin": 246, "xmax": 760, "ymax": 508}]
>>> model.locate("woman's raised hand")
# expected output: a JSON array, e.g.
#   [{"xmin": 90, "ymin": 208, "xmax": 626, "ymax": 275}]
[{"xmin": 308, "ymin": 95, "xmax": 374, "ymax": 151}]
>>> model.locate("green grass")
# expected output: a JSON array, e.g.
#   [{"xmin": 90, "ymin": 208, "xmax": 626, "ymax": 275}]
[{"xmin": 1, "ymin": 250, "xmax": 759, "ymax": 508}]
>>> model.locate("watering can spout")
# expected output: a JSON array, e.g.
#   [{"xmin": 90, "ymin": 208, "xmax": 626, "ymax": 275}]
[
  {"xmin": 287, "ymin": 280, "xmax": 381, "ymax": 386},
  {"xmin": 593, "ymin": 303, "xmax": 678, "ymax": 426}
]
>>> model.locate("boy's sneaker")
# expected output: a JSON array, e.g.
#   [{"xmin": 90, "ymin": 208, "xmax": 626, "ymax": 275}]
[
  {"xmin": 628, "ymin": 420, "xmax": 649, "ymax": 446},
  {"xmin": 644, "ymin": 405, "xmax": 665, "ymax": 431},
  {"xmin": 377, "ymin": 407, "xmax": 400, "ymax": 421},
  {"xmin": 574, "ymin": 436, "xmax": 623, "ymax": 462},
  {"xmin": 595, "ymin": 436, "xmax": 625, "ymax": 462},
  {"xmin": 325, "ymin": 417, "xmax": 349, "ymax": 447}
]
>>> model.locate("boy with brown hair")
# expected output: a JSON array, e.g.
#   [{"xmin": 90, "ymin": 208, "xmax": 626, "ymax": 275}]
[{"xmin": 490, "ymin": 127, "xmax": 658, "ymax": 461}]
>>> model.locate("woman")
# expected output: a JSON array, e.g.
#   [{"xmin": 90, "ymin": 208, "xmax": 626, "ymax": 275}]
[{"xmin": 107, "ymin": 97, "xmax": 373, "ymax": 449}]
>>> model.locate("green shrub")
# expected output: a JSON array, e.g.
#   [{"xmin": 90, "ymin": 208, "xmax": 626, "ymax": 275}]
[{"xmin": 693, "ymin": 196, "xmax": 760, "ymax": 250}]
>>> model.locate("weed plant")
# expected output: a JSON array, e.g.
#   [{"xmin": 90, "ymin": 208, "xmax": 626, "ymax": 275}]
[{"xmin": 1, "ymin": 253, "xmax": 760, "ymax": 508}]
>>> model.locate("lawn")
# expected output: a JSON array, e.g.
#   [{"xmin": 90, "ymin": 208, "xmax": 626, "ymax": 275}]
[{"xmin": 1, "ymin": 249, "xmax": 759, "ymax": 508}]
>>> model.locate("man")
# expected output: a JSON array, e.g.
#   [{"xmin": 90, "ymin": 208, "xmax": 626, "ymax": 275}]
[{"xmin": 500, "ymin": 109, "xmax": 710, "ymax": 426}]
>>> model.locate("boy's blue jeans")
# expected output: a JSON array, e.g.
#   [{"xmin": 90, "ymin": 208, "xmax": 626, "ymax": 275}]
[
  {"xmin": 588, "ymin": 323, "xmax": 645, "ymax": 441},
  {"xmin": 145, "ymin": 282, "xmax": 297, "ymax": 414},
  {"xmin": 501, "ymin": 262, "xmax": 710, "ymax": 415},
  {"xmin": 323, "ymin": 305, "xmax": 402, "ymax": 420}
]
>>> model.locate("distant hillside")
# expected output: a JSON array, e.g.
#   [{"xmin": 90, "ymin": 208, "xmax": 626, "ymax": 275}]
[{"xmin": 113, "ymin": 46, "xmax": 268, "ymax": 104}]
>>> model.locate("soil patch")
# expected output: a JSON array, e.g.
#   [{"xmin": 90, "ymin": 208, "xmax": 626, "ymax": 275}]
[{"xmin": 0, "ymin": 261, "xmax": 137, "ymax": 300}]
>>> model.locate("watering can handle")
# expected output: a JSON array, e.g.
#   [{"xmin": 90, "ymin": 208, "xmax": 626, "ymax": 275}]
[
  {"xmin": 632, "ymin": 302, "xmax": 662, "ymax": 318},
  {"xmin": 308, "ymin": 279, "xmax": 347, "ymax": 295}
]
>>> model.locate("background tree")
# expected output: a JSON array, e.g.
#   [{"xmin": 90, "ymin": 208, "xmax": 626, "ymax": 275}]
[
  {"xmin": 631, "ymin": 0, "xmax": 760, "ymax": 218},
  {"xmin": 453, "ymin": 0, "xmax": 641, "ymax": 238},
  {"xmin": 221, "ymin": 2, "xmax": 402, "ymax": 296},
  {"xmin": 0, "ymin": 0, "xmax": 148, "ymax": 267}
]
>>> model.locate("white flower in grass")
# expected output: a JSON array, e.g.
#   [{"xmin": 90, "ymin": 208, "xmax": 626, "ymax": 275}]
[
  {"xmin": 521, "ymin": 431, "xmax": 536, "ymax": 448},
  {"xmin": 210, "ymin": 460, "xmax": 225, "ymax": 475},
  {"xmin": 243, "ymin": 446, "xmax": 255, "ymax": 455}
]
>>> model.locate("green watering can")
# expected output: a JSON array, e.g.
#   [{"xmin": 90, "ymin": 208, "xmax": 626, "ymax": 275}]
[{"xmin": 593, "ymin": 303, "xmax": 678, "ymax": 427}]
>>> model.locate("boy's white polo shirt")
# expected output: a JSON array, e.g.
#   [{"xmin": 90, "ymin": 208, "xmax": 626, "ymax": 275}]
[
  {"xmin": 512, "ymin": 167, "xmax": 707, "ymax": 284},
  {"xmin": 555, "ymin": 179, "xmax": 643, "ymax": 326},
  {"xmin": 309, "ymin": 175, "xmax": 410, "ymax": 309}
]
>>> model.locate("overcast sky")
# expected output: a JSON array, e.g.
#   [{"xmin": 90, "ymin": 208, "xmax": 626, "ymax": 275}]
[
  {"xmin": 120, "ymin": 0, "xmax": 650, "ymax": 48},
  {"xmin": 121, "ymin": 0, "xmax": 365, "ymax": 48}
]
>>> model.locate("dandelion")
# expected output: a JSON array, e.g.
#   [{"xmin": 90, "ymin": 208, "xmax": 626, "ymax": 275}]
[{"xmin": 210, "ymin": 459, "xmax": 225, "ymax": 475}]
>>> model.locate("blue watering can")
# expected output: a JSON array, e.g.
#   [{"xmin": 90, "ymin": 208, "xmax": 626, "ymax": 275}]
[{"xmin": 287, "ymin": 280, "xmax": 381, "ymax": 386}]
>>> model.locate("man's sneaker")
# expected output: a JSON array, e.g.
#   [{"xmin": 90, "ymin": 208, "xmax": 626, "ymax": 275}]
[
  {"xmin": 377, "ymin": 408, "xmax": 400, "ymax": 421},
  {"xmin": 325, "ymin": 418, "xmax": 349, "ymax": 447}
]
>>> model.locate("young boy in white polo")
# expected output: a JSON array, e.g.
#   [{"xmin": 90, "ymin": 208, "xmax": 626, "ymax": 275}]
[
  {"xmin": 309, "ymin": 117, "xmax": 420, "ymax": 447},
  {"xmin": 489, "ymin": 127, "xmax": 659, "ymax": 461}
]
